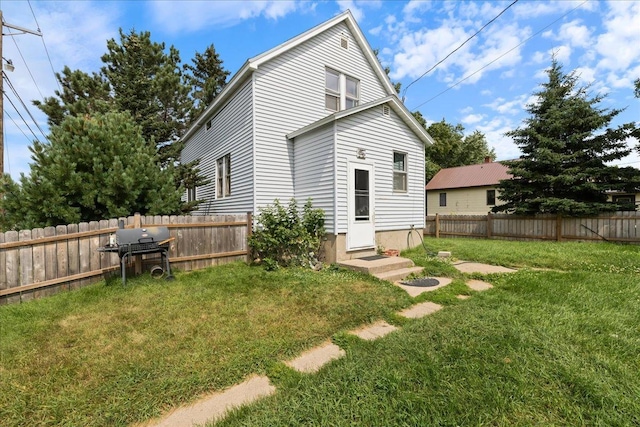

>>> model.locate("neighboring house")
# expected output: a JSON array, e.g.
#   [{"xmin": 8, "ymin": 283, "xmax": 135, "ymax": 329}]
[
  {"xmin": 425, "ymin": 160, "xmax": 511, "ymax": 215},
  {"xmin": 181, "ymin": 10, "xmax": 433, "ymax": 262},
  {"xmin": 607, "ymin": 192, "xmax": 640, "ymax": 210}
]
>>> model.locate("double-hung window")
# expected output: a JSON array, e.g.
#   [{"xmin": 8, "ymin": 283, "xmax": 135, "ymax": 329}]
[
  {"xmin": 486, "ymin": 189, "xmax": 496, "ymax": 206},
  {"xmin": 325, "ymin": 69, "xmax": 340, "ymax": 111},
  {"xmin": 325, "ymin": 68, "xmax": 359, "ymax": 111},
  {"xmin": 216, "ymin": 154, "xmax": 231, "ymax": 199},
  {"xmin": 439, "ymin": 192, "xmax": 447, "ymax": 207},
  {"xmin": 393, "ymin": 152, "xmax": 407, "ymax": 192}
]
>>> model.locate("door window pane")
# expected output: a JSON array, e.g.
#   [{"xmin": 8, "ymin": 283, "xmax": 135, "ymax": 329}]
[{"xmin": 354, "ymin": 169, "xmax": 369, "ymax": 221}]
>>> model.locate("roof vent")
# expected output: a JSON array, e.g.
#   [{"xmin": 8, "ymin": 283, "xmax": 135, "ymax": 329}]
[
  {"xmin": 340, "ymin": 35, "xmax": 349, "ymax": 50},
  {"xmin": 382, "ymin": 105, "xmax": 390, "ymax": 116}
]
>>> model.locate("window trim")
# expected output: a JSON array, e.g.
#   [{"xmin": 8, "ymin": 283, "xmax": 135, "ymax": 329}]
[
  {"xmin": 187, "ymin": 186, "xmax": 197, "ymax": 203},
  {"xmin": 325, "ymin": 67, "xmax": 359, "ymax": 112},
  {"xmin": 486, "ymin": 189, "xmax": 496, "ymax": 206},
  {"xmin": 439, "ymin": 192, "xmax": 447, "ymax": 207},
  {"xmin": 392, "ymin": 151, "xmax": 408, "ymax": 193},
  {"xmin": 216, "ymin": 154, "xmax": 231, "ymax": 199}
]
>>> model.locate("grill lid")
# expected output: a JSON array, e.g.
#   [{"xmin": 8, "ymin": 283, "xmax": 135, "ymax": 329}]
[{"xmin": 116, "ymin": 227, "xmax": 170, "ymax": 246}]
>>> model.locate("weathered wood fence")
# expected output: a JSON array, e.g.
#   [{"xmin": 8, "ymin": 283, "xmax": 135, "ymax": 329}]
[
  {"xmin": 425, "ymin": 212, "xmax": 640, "ymax": 243},
  {"xmin": 0, "ymin": 213, "xmax": 252, "ymax": 304}
]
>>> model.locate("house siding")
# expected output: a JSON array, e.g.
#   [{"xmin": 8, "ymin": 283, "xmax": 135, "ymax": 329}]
[
  {"xmin": 182, "ymin": 80, "xmax": 254, "ymax": 214},
  {"xmin": 293, "ymin": 124, "xmax": 336, "ymax": 233},
  {"xmin": 426, "ymin": 186, "xmax": 501, "ymax": 215},
  {"xmin": 253, "ymin": 21, "xmax": 388, "ymax": 209},
  {"xmin": 335, "ymin": 105, "xmax": 425, "ymax": 233}
]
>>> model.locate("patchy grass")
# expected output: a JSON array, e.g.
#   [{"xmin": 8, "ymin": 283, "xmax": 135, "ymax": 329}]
[
  {"xmin": 214, "ymin": 247, "xmax": 640, "ymax": 426},
  {"xmin": 0, "ymin": 263, "xmax": 411, "ymax": 427}
]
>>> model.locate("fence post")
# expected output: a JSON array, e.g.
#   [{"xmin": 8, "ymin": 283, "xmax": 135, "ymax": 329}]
[
  {"xmin": 246, "ymin": 212, "xmax": 253, "ymax": 264},
  {"xmin": 134, "ymin": 212, "xmax": 142, "ymax": 274},
  {"xmin": 556, "ymin": 214, "xmax": 562, "ymax": 242},
  {"xmin": 487, "ymin": 212, "xmax": 493, "ymax": 239},
  {"xmin": 435, "ymin": 213, "xmax": 440, "ymax": 239}
]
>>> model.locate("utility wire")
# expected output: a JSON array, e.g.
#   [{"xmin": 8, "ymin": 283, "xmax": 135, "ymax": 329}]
[
  {"xmin": 410, "ymin": 0, "xmax": 588, "ymax": 111},
  {"xmin": 3, "ymin": 72, "xmax": 49, "ymax": 141},
  {"xmin": 3, "ymin": 91, "xmax": 42, "ymax": 143},
  {"xmin": 5, "ymin": 108, "xmax": 33, "ymax": 143},
  {"xmin": 401, "ymin": 0, "xmax": 519, "ymax": 101},
  {"xmin": 8, "ymin": 30, "xmax": 44, "ymax": 99},
  {"xmin": 27, "ymin": 0, "xmax": 60, "ymax": 92}
]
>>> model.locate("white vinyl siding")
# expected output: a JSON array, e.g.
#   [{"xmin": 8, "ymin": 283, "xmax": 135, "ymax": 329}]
[
  {"xmin": 335, "ymin": 105, "xmax": 425, "ymax": 232},
  {"xmin": 253, "ymin": 21, "xmax": 387, "ymax": 210},
  {"xmin": 181, "ymin": 80, "xmax": 254, "ymax": 215},
  {"xmin": 293, "ymin": 124, "xmax": 336, "ymax": 233}
]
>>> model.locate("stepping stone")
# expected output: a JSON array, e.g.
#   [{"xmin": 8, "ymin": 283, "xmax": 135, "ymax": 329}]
[
  {"xmin": 456, "ymin": 295, "xmax": 471, "ymax": 300},
  {"xmin": 151, "ymin": 375, "xmax": 275, "ymax": 427},
  {"xmin": 396, "ymin": 277, "xmax": 452, "ymax": 297},
  {"xmin": 349, "ymin": 320, "xmax": 398, "ymax": 340},
  {"xmin": 285, "ymin": 341, "xmax": 345, "ymax": 373},
  {"xmin": 467, "ymin": 279, "xmax": 493, "ymax": 291},
  {"xmin": 398, "ymin": 301, "xmax": 443, "ymax": 319},
  {"xmin": 453, "ymin": 261, "xmax": 517, "ymax": 274}
]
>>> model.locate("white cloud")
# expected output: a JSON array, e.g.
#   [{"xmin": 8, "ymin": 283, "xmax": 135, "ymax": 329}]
[
  {"xmin": 513, "ymin": 0, "xmax": 597, "ymax": 19},
  {"xmin": 149, "ymin": 0, "xmax": 301, "ymax": 33},
  {"xmin": 475, "ymin": 117, "xmax": 520, "ymax": 161},
  {"xmin": 403, "ymin": 0, "xmax": 433, "ymax": 23},
  {"xmin": 336, "ymin": 0, "xmax": 382, "ymax": 22},
  {"xmin": 461, "ymin": 113, "xmax": 484, "ymax": 125},
  {"xmin": 369, "ymin": 25, "xmax": 382, "ymax": 36},
  {"xmin": 483, "ymin": 94, "xmax": 529, "ymax": 116},
  {"xmin": 595, "ymin": 1, "xmax": 640, "ymax": 72}
]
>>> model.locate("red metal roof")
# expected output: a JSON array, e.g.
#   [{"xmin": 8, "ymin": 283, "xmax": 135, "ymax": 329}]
[{"xmin": 425, "ymin": 161, "xmax": 512, "ymax": 190}]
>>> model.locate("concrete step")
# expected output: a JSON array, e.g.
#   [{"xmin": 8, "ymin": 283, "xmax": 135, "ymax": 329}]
[
  {"xmin": 337, "ymin": 256, "xmax": 415, "ymax": 275},
  {"xmin": 374, "ymin": 266, "xmax": 424, "ymax": 283}
]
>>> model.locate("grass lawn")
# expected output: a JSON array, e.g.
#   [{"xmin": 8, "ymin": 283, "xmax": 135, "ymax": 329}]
[
  {"xmin": 2, "ymin": 238, "xmax": 639, "ymax": 426},
  {"xmin": 0, "ymin": 263, "xmax": 411, "ymax": 426},
  {"xmin": 213, "ymin": 238, "xmax": 640, "ymax": 426}
]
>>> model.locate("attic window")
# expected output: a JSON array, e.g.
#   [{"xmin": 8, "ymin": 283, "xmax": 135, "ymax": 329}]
[
  {"xmin": 206, "ymin": 119, "xmax": 212, "ymax": 131},
  {"xmin": 341, "ymin": 35, "xmax": 349, "ymax": 49},
  {"xmin": 382, "ymin": 105, "xmax": 390, "ymax": 116}
]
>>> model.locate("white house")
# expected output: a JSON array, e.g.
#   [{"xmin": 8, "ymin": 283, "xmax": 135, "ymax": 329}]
[{"xmin": 181, "ymin": 11, "xmax": 433, "ymax": 262}]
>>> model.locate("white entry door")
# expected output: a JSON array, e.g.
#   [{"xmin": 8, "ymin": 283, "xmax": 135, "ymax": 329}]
[{"xmin": 347, "ymin": 161, "xmax": 375, "ymax": 250}]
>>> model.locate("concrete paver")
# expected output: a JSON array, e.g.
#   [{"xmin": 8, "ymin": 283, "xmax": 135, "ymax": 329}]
[
  {"xmin": 453, "ymin": 261, "xmax": 517, "ymax": 274},
  {"xmin": 466, "ymin": 279, "xmax": 493, "ymax": 291},
  {"xmin": 398, "ymin": 301, "xmax": 443, "ymax": 319},
  {"xmin": 151, "ymin": 375, "xmax": 275, "ymax": 427},
  {"xmin": 349, "ymin": 320, "xmax": 398, "ymax": 340},
  {"xmin": 456, "ymin": 294, "xmax": 471, "ymax": 300},
  {"xmin": 285, "ymin": 341, "xmax": 345, "ymax": 373}
]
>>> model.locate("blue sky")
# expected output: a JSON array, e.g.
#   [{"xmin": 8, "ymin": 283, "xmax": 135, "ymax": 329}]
[{"xmin": 2, "ymin": 0, "xmax": 639, "ymax": 181}]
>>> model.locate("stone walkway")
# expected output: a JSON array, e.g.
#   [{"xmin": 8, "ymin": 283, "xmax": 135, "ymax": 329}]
[{"xmin": 147, "ymin": 261, "xmax": 508, "ymax": 427}]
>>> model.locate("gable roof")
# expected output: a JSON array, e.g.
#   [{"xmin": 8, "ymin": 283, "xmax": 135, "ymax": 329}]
[
  {"xmin": 287, "ymin": 95, "xmax": 434, "ymax": 145},
  {"xmin": 182, "ymin": 10, "xmax": 397, "ymax": 142},
  {"xmin": 425, "ymin": 161, "xmax": 511, "ymax": 190}
]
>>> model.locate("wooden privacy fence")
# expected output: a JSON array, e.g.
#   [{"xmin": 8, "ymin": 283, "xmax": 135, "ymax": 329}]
[
  {"xmin": 0, "ymin": 213, "xmax": 252, "ymax": 304},
  {"xmin": 425, "ymin": 211, "xmax": 640, "ymax": 243}
]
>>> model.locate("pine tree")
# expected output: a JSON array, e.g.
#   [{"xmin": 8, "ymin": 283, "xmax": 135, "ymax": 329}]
[
  {"xmin": 494, "ymin": 58, "xmax": 640, "ymax": 216},
  {"xmin": 184, "ymin": 43, "xmax": 230, "ymax": 120},
  {"xmin": 0, "ymin": 111, "xmax": 184, "ymax": 230}
]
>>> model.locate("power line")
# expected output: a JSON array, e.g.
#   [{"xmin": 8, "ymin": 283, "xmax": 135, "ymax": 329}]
[
  {"xmin": 410, "ymin": 0, "xmax": 588, "ymax": 111},
  {"xmin": 3, "ymin": 72, "xmax": 48, "ymax": 140},
  {"xmin": 27, "ymin": 0, "xmax": 60, "ymax": 92},
  {"xmin": 401, "ymin": 0, "xmax": 519, "ymax": 101},
  {"xmin": 8, "ymin": 29, "xmax": 44, "ymax": 99},
  {"xmin": 3, "ymin": 90, "xmax": 42, "ymax": 143}
]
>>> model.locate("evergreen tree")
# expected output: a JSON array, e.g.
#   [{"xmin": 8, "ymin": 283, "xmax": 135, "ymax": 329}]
[
  {"xmin": 0, "ymin": 111, "xmax": 184, "ymax": 230},
  {"xmin": 635, "ymin": 78, "xmax": 640, "ymax": 98},
  {"xmin": 101, "ymin": 29, "xmax": 192, "ymax": 168},
  {"xmin": 184, "ymin": 43, "xmax": 230, "ymax": 120},
  {"xmin": 494, "ymin": 58, "xmax": 640, "ymax": 216},
  {"xmin": 425, "ymin": 119, "xmax": 495, "ymax": 181},
  {"xmin": 33, "ymin": 66, "xmax": 112, "ymax": 127}
]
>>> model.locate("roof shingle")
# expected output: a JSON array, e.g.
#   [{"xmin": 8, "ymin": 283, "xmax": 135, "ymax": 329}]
[{"xmin": 425, "ymin": 162, "xmax": 511, "ymax": 190}]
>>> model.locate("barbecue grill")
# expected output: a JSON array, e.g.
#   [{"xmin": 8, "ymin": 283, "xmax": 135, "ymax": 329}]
[{"xmin": 99, "ymin": 226, "xmax": 174, "ymax": 285}]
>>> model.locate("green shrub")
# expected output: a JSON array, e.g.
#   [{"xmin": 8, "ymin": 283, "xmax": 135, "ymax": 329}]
[{"xmin": 249, "ymin": 198, "xmax": 325, "ymax": 269}]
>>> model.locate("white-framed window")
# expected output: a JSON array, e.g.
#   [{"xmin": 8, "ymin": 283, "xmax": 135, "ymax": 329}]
[
  {"xmin": 393, "ymin": 152, "xmax": 407, "ymax": 192},
  {"xmin": 325, "ymin": 67, "xmax": 359, "ymax": 112},
  {"xmin": 216, "ymin": 154, "xmax": 231, "ymax": 198},
  {"xmin": 325, "ymin": 68, "xmax": 340, "ymax": 111},
  {"xmin": 187, "ymin": 186, "xmax": 197, "ymax": 203}
]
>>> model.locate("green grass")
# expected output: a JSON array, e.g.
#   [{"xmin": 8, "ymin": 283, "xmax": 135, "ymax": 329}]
[
  {"xmin": 210, "ymin": 239, "xmax": 640, "ymax": 426},
  {"xmin": 0, "ymin": 263, "xmax": 411, "ymax": 426},
  {"xmin": 3, "ymin": 238, "xmax": 640, "ymax": 426}
]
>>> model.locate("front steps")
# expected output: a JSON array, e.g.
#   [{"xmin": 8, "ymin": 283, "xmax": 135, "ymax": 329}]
[{"xmin": 337, "ymin": 256, "xmax": 423, "ymax": 282}]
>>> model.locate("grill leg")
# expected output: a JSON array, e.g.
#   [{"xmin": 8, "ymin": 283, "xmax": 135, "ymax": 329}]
[
  {"xmin": 121, "ymin": 253, "xmax": 129, "ymax": 286},
  {"xmin": 163, "ymin": 250, "xmax": 174, "ymax": 281}
]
